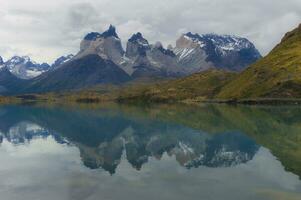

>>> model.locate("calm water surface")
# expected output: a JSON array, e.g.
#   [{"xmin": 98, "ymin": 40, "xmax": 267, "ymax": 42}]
[{"xmin": 0, "ymin": 104, "xmax": 300, "ymax": 200}]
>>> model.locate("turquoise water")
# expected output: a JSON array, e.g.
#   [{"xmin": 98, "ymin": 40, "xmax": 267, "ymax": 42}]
[{"xmin": 0, "ymin": 104, "xmax": 300, "ymax": 200}]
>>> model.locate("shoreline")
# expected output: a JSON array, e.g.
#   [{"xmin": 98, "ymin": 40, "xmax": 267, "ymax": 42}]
[{"xmin": 2, "ymin": 94, "xmax": 301, "ymax": 106}]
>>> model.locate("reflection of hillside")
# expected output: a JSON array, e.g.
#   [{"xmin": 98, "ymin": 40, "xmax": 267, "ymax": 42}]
[
  {"xmin": 0, "ymin": 105, "xmax": 259, "ymax": 174},
  {"xmin": 117, "ymin": 104, "xmax": 301, "ymax": 178}
]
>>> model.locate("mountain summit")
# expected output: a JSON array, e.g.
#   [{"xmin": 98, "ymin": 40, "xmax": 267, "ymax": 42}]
[
  {"xmin": 1, "ymin": 56, "xmax": 50, "ymax": 79},
  {"xmin": 84, "ymin": 25, "xmax": 119, "ymax": 41},
  {"xmin": 126, "ymin": 32, "xmax": 150, "ymax": 58},
  {"xmin": 0, "ymin": 25, "xmax": 262, "ymax": 94},
  {"xmin": 173, "ymin": 33, "xmax": 261, "ymax": 72},
  {"xmin": 76, "ymin": 25, "xmax": 124, "ymax": 65}
]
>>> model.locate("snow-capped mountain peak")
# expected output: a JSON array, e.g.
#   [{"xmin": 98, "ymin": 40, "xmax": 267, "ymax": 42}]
[
  {"xmin": 174, "ymin": 32, "xmax": 261, "ymax": 72},
  {"xmin": 4, "ymin": 56, "xmax": 50, "ymax": 79}
]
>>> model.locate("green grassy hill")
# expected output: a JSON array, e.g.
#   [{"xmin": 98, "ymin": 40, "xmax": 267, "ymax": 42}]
[
  {"xmin": 217, "ymin": 24, "xmax": 301, "ymax": 99},
  {"xmin": 117, "ymin": 70, "xmax": 236, "ymax": 103}
]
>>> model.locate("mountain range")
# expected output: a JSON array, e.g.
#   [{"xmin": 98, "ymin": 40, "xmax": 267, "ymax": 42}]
[
  {"xmin": 0, "ymin": 25, "xmax": 261, "ymax": 94},
  {"xmin": 111, "ymin": 23, "xmax": 301, "ymax": 103},
  {"xmin": 217, "ymin": 23, "xmax": 301, "ymax": 99}
]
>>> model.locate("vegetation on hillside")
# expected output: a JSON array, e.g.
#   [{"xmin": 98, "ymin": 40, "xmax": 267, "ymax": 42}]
[
  {"xmin": 217, "ymin": 24, "xmax": 301, "ymax": 99},
  {"xmin": 116, "ymin": 70, "xmax": 236, "ymax": 103}
]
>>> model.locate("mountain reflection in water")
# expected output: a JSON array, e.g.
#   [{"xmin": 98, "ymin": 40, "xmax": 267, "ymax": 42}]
[
  {"xmin": 0, "ymin": 104, "xmax": 300, "ymax": 200},
  {"xmin": 0, "ymin": 105, "xmax": 259, "ymax": 174}
]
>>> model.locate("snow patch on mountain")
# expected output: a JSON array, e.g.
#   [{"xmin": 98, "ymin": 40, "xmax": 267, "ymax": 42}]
[
  {"xmin": 174, "ymin": 32, "xmax": 261, "ymax": 72},
  {"xmin": 3, "ymin": 56, "xmax": 50, "ymax": 79}
]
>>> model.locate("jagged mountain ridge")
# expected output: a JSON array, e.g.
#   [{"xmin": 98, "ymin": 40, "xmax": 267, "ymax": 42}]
[
  {"xmin": 0, "ymin": 25, "xmax": 261, "ymax": 93},
  {"xmin": 174, "ymin": 33, "xmax": 262, "ymax": 72},
  {"xmin": 73, "ymin": 25, "xmax": 260, "ymax": 78},
  {"xmin": 2, "ymin": 56, "xmax": 51, "ymax": 79},
  {"xmin": 0, "ymin": 54, "xmax": 76, "ymax": 80}
]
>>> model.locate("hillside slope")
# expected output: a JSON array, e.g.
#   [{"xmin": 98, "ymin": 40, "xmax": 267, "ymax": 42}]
[
  {"xmin": 217, "ymin": 24, "xmax": 301, "ymax": 99},
  {"xmin": 117, "ymin": 70, "xmax": 236, "ymax": 103},
  {"xmin": 24, "ymin": 55, "xmax": 131, "ymax": 93},
  {"xmin": 0, "ymin": 68, "xmax": 29, "ymax": 95}
]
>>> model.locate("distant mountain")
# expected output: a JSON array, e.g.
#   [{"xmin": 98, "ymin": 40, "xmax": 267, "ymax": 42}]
[
  {"xmin": 0, "ymin": 25, "xmax": 262, "ymax": 94},
  {"xmin": 217, "ymin": 23, "xmax": 301, "ymax": 99},
  {"xmin": 174, "ymin": 33, "xmax": 261, "ymax": 72},
  {"xmin": 25, "ymin": 54, "xmax": 131, "ymax": 93},
  {"xmin": 74, "ymin": 25, "xmax": 125, "ymax": 67},
  {"xmin": 51, "ymin": 54, "xmax": 74, "ymax": 70},
  {"xmin": 3, "ymin": 56, "xmax": 50, "ymax": 79},
  {"xmin": 124, "ymin": 33, "xmax": 183, "ymax": 78},
  {"xmin": 72, "ymin": 25, "xmax": 259, "ymax": 79}
]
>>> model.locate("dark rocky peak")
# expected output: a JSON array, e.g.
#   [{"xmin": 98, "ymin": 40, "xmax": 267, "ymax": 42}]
[
  {"xmin": 101, "ymin": 24, "xmax": 119, "ymax": 39},
  {"xmin": 185, "ymin": 32, "xmax": 201, "ymax": 40},
  {"xmin": 84, "ymin": 25, "xmax": 119, "ymax": 41},
  {"xmin": 0, "ymin": 56, "xmax": 3, "ymax": 65},
  {"xmin": 84, "ymin": 32, "xmax": 102, "ymax": 41},
  {"xmin": 126, "ymin": 33, "xmax": 150, "ymax": 58},
  {"xmin": 128, "ymin": 32, "xmax": 149, "ymax": 45}
]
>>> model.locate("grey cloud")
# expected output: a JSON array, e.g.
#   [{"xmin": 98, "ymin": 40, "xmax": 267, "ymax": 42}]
[{"xmin": 0, "ymin": 0, "xmax": 300, "ymax": 63}]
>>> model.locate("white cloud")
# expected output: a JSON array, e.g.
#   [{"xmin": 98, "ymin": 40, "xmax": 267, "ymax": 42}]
[{"xmin": 0, "ymin": 0, "xmax": 300, "ymax": 63}]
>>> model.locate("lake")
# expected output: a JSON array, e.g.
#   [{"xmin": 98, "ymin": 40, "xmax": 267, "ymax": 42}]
[{"xmin": 0, "ymin": 103, "xmax": 300, "ymax": 200}]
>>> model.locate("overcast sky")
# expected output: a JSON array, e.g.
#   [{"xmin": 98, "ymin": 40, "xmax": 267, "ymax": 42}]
[{"xmin": 0, "ymin": 0, "xmax": 301, "ymax": 63}]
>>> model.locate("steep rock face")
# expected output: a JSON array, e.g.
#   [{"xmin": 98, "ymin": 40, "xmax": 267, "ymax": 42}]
[
  {"xmin": 174, "ymin": 33, "xmax": 261, "ymax": 72},
  {"xmin": 4, "ymin": 56, "xmax": 50, "ymax": 79},
  {"xmin": 75, "ymin": 28, "xmax": 186, "ymax": 78},
  {"xmin": 75, "ymin": 25, "xmax": 125, "ymax": 67},
  {"xmin": 0, "ymin": 25, "xmax": 263, "ymax": 94},
  {"xmin": 147, "ymin": 42, "xmax": 183, "ymax": 76},
  {"xmin": 174, "ymin": 35, "xmax": 214, "ymax": 73},
  {"xmin": 25, "ymin": 54, "xmax": 131, "ymax": 93},
  {"xmin": 68, "ymin": 26, "xmax": 261, "ymax": 80},
  {"xmin": 125, "ymin": 34, "xmax": 183, "ymax": 78},
  {"xmin": 126, "ymin": 32, "xmax": 150, "ymax": 58}
]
